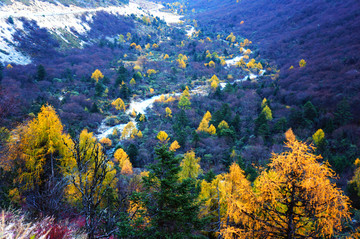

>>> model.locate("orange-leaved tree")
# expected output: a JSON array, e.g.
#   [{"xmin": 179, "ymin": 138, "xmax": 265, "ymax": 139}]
[{"xmin": 221, "ymin": 129, "xmax": 351, "ymax": 238}]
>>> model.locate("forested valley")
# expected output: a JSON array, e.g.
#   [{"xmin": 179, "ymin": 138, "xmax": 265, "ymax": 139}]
[{"xmin": 0, "ymin": 0, "xmax": 359, "ymax": 238}]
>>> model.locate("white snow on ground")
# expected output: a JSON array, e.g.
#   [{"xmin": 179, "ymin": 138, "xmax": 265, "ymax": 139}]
[{"xmin": 0, "ymin": 0, "xmax": 182, "ymax": 64}]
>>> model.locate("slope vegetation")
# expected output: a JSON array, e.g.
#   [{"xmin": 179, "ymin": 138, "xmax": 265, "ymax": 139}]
[{"xmin": 190, "ymin": 0, "xmax": 360, "ymax": 114}]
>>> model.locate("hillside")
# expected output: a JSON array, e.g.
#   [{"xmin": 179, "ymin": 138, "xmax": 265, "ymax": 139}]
[
  {"xmin": 0, "ymin": 0, "xmax": 129, "ymax": 8},
  {"xmin": 186, "ymin": 0, "xmax": 360, "ymax": 114},
  {"xmin": 0, "ymin": 0, "xmax": 180, "ymax": 64}
]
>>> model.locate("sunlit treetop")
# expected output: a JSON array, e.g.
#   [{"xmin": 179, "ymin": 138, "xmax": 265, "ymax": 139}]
[
  {"xmin": 157, "ymin": 130, "xmax": 169, "ymax": 143},
  {"xmin": 299, "ymin": 59, "xmax": 307, "ymax": 67},
  {"xmin": 91, "ymin": 69, "xmax": 104, "ymax": 83}
]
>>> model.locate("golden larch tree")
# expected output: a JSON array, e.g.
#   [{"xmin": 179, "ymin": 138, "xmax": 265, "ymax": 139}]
[
  {"xmin": 130, "ymin": 78, "xmax": 136, "ymax": 86},
  {"xmin": 91, "ymin": 69, "xmax": 104, "ymax": 83},
  {"xmin": 208, "ymin": 124, "xmax": 216, "ymax": 135},
  {"xmin": 221, "ymin": 133, "xmax": 351, "ymax": 238},
  {"xmin": 114, "ymin": 148, "xmax": 129, "ymax": 168},
  {"xmin": 99, "ymin": 137, "xmax": 112, "ymax": 147},
  {"xmin": 299, "ymin": 59, "xmax": 307, "ymax": 67},
  {"xmin": 218, "ymin": 120, "xmax": 229, "ymax": 130},
  {"xmin": 111, "ymin": 98, "xmax": 126, "ymax": 112},
  {"xmin": 165, "ymin": 107, "xmax": 172, "ymax": 118},
  {"xmin": 178, "ymin": 150, "xmax": 202, "ymax": 181},
  {"xmin": 312, "ymin": 128, "xmax": 325, "ymax": 146},
  {"xmin": 157, "ymin": 130, "xmax": 169, "ymax": 143},
  {"xmin": 64, "ymin": 129, "xmax": 117, "ymax": 238},
  {"xmin": 208, "ymin": 61, "xmax": 215, "ymax": 68},
  {"xmin": 211, "ymin": 80, "xmax": 218, "ymax": 90},
  {"xmin": 147, "ymin": 69, "xmax": 157, "ymax": 76},
  {"xmin": 121, "ymin": 122, "xmax": 138, "ymax": 140},
  {"xmin": 261, "ymin": 105, "xmax": 273, "ymax": 121},
  {"xmin": 121, "ymin": 159, "xmax": 133, "ymax": 175},
  {"xmin": 169, "ymin": 140, "xmax": 180, "ymax": 152},
  {"xmin": 3, "ymin": 104, "xmax": 73, "ymax": 190},
  {"xmin": 197, "ymin": 111, "xmax": 212, "ymax": 133}
]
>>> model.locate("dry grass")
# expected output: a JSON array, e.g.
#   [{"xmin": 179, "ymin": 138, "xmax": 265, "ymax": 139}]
[
  {"xmin": 0, "ymin": 210, "xmax": 50, "ymax": 239},
  {"xmin": 0, "ymin": 210, "xmax": 88, "ymax": 239}
]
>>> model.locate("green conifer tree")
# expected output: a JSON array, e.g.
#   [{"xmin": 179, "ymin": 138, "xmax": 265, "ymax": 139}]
[{"xmin": 140, "ymin": 144, "xmax": 203, "ymax": 238}]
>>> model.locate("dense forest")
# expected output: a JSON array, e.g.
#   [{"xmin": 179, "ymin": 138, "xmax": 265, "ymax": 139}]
[{"xmin": 0, "ymin": 0, "xmax": 359, "ymax": 238}]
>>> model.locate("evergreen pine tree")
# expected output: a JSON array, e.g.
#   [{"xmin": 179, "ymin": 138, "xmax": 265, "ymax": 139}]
[
  {"xmin": 255, "ymin": 111, "xmax": 268, "ymax": 137},
  {"xmin": 140, "ymin": 144, "xmax": 204, "ymax": 238},
  {"xmin": 334, "ymin": 99, "xmax": 352, "ymax": 126},
  {"xmin": 36, "ymin": 64, "xmax": 46, "ymax": 81},
  {"xmin": 303, "ymin": 101, "xmax": 318, "ymax": 122},
  {"xmin": 231, "ymin": 114, "xmax": 241, "ymax": 133},
  {"xmin": 119, "ymin": 83, "xmax": 131, "ymax": 100}
]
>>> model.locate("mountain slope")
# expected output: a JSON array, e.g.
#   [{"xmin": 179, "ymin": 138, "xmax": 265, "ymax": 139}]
[
  {"xmin": 0, "ymin": 0, "xmax": 129, "ymax": 8},
  {"xmin": 188, "ymin": 0, "xmax": 360, "ymax": 113},
  {"xmin": 0, "ymin": 0, "xmax": 181, "ymax": 64}
]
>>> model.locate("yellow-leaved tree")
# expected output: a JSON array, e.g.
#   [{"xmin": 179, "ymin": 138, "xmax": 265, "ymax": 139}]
[
  {"xmin": 178, "ymin": 150, "xmax": 202, "ymax": 181},
  {"xmin": 111, "ymin": 98, "xmax": 126, "ymax": 112},
  {"xmin": 261, "ymin": 105, "xmax": 273, "ymax": 121},
  {"xmin": 221, "ymin": 130, "xmax": 351, "ymax": 238},
  {"xmin": 210, "ymin": 75, "xmax": 220, "ymax": 90},
  {"xmin": 121, "ymin": 158, "xmax": 133, "ymax": 175},
  {"xmin": 165, "ymin": 107, "xmax": 172, "ymax": 118},
  {"xmin": 177, "ymin": 54, "xmax": 188, "ymax": 69},
  {"xmin": 177, "ymin": 59, "xmax": 187, "ymax": 69},
  {"xmin": 114, "ymin": 148, "xmax": 129, "ymax": 168},
  {"xmin": 3, "ymin": 104, "xmax": 73, "ymax": 191},
  {"xmin": 197, "ymin": 111, "xmax": 216, "ymax": 134},
  {"xmin": 211, "ymin": 80, "xmax": 218, "ymax": 90},
  {"xmin": 198, "ymin": 174, "xmax": 227, "ymax": 233},
  {"xmin": 130, "ymin": 78, "xmax": 136, "ymax": 86},
  {"xmin": 99, "ymin": 137, "xmax": 112, "ymax": 148},
  {"xmin": 312, "ymin": 128, "xmax": 325, "ymax": 146},
  {"xmin": 169, "ymin": 140, "xmax": 180, "ymax": 152},
  {"xmin": 147, "ymin": 69, "xmax": 157, "ymax": 76},
  {"xmin": 121, "ymin": 122, "xmax": 139, "ymax": 140},
  {"xmin": 64, "ymin": 129, "xmax": 117, "ymax": 238},
  {"xmin": 157, "ymin": 130, "xmax": 169, "ymax": 143},
  {"xmin": 197, "ymin": 111, "xmax": 211, "ymax": 132},
  {"xmin": 91, "ymin": 69, "xmax": 104, "ymax": 83},
  {"xmin": 218, "ymin": 120, "xmax": 229, "ymax": 131},
  {"xmin": 299, "ymin": 59, "xmax": 307, "ymax": 67},
  {"xmin": 182, "ymin": 86, "xmax": 190, "ymax": 98},
  {"xmin": 208, "ymin": 124, "xmax": 216, "ymax": 135},
  {"xmin": 221, "ymin": 163, "xmax": 254, "ymax": 238}
]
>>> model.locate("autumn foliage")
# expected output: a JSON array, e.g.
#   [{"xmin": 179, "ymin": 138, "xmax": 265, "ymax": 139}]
[
  {"xmin": 3, "ymin": 105, "xmax": 72, "ymax": 190},
  {"xmin": 219, "ymin": 130, "xmax": 350, "ymax": 238}
]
